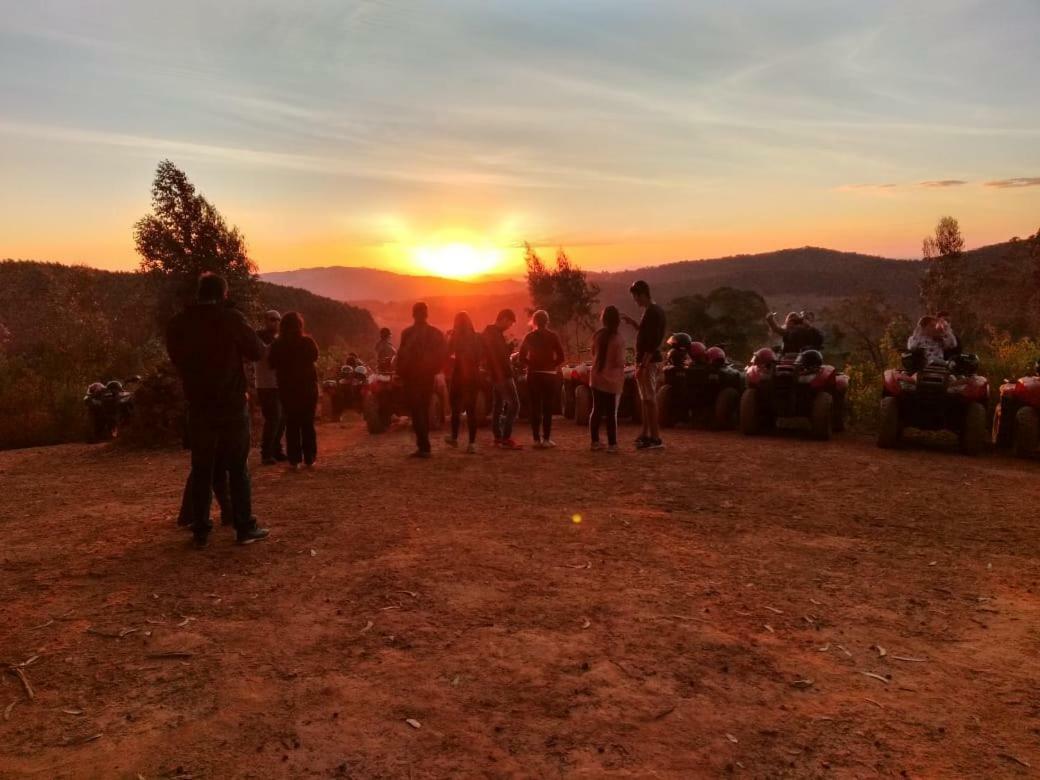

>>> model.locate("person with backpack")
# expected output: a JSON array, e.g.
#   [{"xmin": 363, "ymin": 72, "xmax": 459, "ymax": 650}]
[
  {"xmin": 397, "ymin": 302, "xmax": 447, "ymax": 458},
  {"xmin": 443, "ymin": 311, "xmax": 483, "ymax": 453},
  {"xmin": 267, "ymin": 312, "xmax": 319, "ymax": 470},
  {"xmin": 517, "ymin": 309, "xmax": 565, "ymax": 448},
  {"xmin": 589, "ymin": 305, "xmax": 626, "ymax": 452}
]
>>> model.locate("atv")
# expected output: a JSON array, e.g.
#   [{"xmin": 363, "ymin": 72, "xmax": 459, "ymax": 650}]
[
  {"xmin": 361, "ymin": 370, "xmax": 445, "ymax": 435},
  {"xmin": 991, "ymin": 359, "xmax": 1040, "ymax": 457},
  {"xmin": 656, "ymin": 334, "xmax": 745, "ymax": 429},
  {"xmin": 322, "ymin": 363, "xmax": 369, "ymax": 421},
  {"xmin": 84, "ymin": 376, "xmax": 140, "ymax": 442},
  {"xmin": 877, "ymin": 351, "xmax": 989, "ymax": 455},
  {"xmin": 739, "ymin": 348, "xmax": 847, "ymax": 440}
]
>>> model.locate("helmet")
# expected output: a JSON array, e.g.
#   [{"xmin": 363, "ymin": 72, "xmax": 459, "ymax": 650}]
[
  {"xmin": 666, "ymin": 347, "xmax": 686, "ymax": 367},
  {"xmin": 105, "ymin": 380, "xmax": 124, "ymax": 395},
  {"xmin": 796, "ymin": 350, "xmax": 823, "ymax": 370},
  {"xmin": 688, "ymin": 341, "xmax": 707, "ymax": 362},
  {"xmin": 705, "ymin": 346, "xmax": 726, "ymax": 365},
  {"xmin": 666, "ymin": 332, "xmax": 693, "ymax": 350},
  {"xmin": 751, "ymin": 348, "xmax": 776, "ymax": 367},
  {"xmin": 339, "ymin": 365, "xmax": 353, "ymax": 378},
  {"xmin": 87, "ymin": 382, "xmax": 105, "ymax": 396},
  {"xmin": 354, "ymin": 365, "xmax": 369, "ymax": 377}
]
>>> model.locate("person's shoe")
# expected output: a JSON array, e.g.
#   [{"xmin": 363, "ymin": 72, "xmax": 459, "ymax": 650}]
[
  {"xmin": 409, "ymin": 449, "xmax": 432, "ymax": 459},
  {"xmin": 532, "ymin": 438, "xmax": 543, "ymax": 449},
  {"xmin": 606, "ymin": 444, "xmax": 619, "ymax": 453},
  {"xmin": 590, "ymin": 441, "xmax": 604, "ymax": 451},
  {"xmin": 500, "ymin": 438, "xmax": 523, "ymax": 450},
  {"xmin": 304, "ymin": 461, "xmax": 315, "ymax": 469},
  {"xmin": 634, "ymin": 434, "xmax": 649, "ymax": 446},
  {"xmin": 493, "ymin": 438, "xmax": 503, "ymax": 447},
  {"xmin": 542, "ymin": 439, "xmax": 557, "ymax": 449},
  {"xmin": 643, "ymin": 437, "xmax": 665, "ymax": 450},
  {"xmin": 236, "ymin": 527, "xmax": 269, "ymax": 545},
  {"xmin": 192, "ymin": 535, "xmax": 209, "ymax": 550},
  {"xmin": 444, "ymin": 436, "xmax": 458, "ymax": 448},
  {"xmin": 287, "ymin": 462, "xmax": 301, "ymax": 471},
  {"xmin": 261, "ymin": 457, "xmax": 277, "ymax": 466},
  {"xmin": 176, "ymin": 515, "xmax": 191, "ymax": 528},
  {"xmin": 465, "ymin": 443, "xmax": 477, "ymax": 454}
]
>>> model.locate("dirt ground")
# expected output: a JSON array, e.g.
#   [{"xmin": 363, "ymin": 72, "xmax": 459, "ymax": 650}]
[{"xmin": 1, "ymin": 415, "xmax": 1039, "ymax": 779}]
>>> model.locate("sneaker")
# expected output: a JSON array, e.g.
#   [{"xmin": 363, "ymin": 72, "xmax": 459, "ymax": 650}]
[
  {"xmin": 288, "ymin": 463, "xmax": 301, "ymax": 471},
  {"xmin": 409, "ymin": 450, "xmax": 432, "ymax": 459},
  {"xmin": 590, "ymin": 441, "xmax": 604, "ymax": 451},
  {"xmin": 542, "ymin": 439, "xmax": 557, "ymax": 449},
  {"xmin": 643, "ymin": 438, "xmax": 665, "ymax": 450},
  {"xmin": 634, "ymin": 435, "xmax": 649, "ymax": 447},
  {"xmin": 606, "ymin": 444, "xmax": 619, "ymax": 453},
  {"xmin": 192, "ymin": 535, "xmax": 209, "ymax": 550},
  {"xmin": 499, "ymin": 438, "xmax": 523, "ymax": 450},
  {"xmin": 236, "ymin": 527, "xmax": 269, "ymax": 545},
  {"xmin": 444, "ymin": 436, "xmax": 458, "ymax": 448},
  {"xmin": 532, "ymin": 438, "xmax": 543, "ymax": 449},
  {"xmin": 465, "ymin": 443, "xmax": 477, "ymax": 454}
]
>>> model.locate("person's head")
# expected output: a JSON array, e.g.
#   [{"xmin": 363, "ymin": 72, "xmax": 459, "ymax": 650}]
[
  {"xmin": 280, "ymin": 311, "xmax": 304, "ymax": 339},
  {"xmin": 918, "ymin": 315, "xmax": 937, "ymax": 337},
  {"xmin": 379, "ymin": 327, "xmax": 391, "ymax": 341},
  {"xmin": 784, "ymin": 311, "xmax": 804, "ymax": 329},
  {"xmin": 412, "ymin": 301, "xmax": 429, "ymax": 324},
  {"xmin": 629, "ymin": 280, "xmax": 652, "ymax": 307},
  {"xmin": 495, "ymin": 308, "xmax": 517, "ymax": 331},
  {"xmin": 601, "ymin": 305, "xmax": 620, "ymax": 333},
  {"xmin": 197, "ymin": 272, "xmax": 228, "ymax": 304},
  {"xmin": 532, "ymin": 309, "xmax": 549, "ymax": 330},
  {"xmin": 263, "ymin": 309, "xmax": 282, "ymax": 334},
  {"xmin": 453, "ymin": 310, "xmax": 475, "ymax": 336}
]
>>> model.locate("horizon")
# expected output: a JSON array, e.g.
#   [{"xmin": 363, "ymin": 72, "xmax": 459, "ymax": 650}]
[{"xmin": 2, "ymin": 1, "xmax": 1039, "ymax": 278}]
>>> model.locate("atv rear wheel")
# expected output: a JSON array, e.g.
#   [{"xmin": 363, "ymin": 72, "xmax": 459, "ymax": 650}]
[
  {"xmin": 1013, "ymin": 406, "xmax": 1038, "ymax": 458},
  {"xmin": 738, "ymin": 388, "xmax": 759, "ymax": 436},
  {"xmin": 959, "ymin": 401, "xmax": 987, "ymax": 456},
  {"xmin": 656, "ymin": 384, "xmax": 675, "ymax": 428},
  {"xmin": 877, "ymin": 395, "xmax": 901, "ymax": 449},
  {"xmin": 714, "ymin": 387, "xmax": 739, "ymax": 430},
  {"xmin": 810, "ymin": 391, "xmax": 833, "ymax": 441},
  {"xmin": 363, "ymin": 393, "xmax": 387, "ymax": 434},
  {"xmin": 573, "ymin": 385, "xmax": 591, "ymax": 426}
]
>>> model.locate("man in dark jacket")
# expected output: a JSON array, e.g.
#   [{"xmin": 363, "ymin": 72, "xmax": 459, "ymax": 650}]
[
  {"xmin": 397, "ymin": 302, "xmax": 447, "ymax": 458},
  {"xmin": 166, "ymin": 273, "xmax": 269, "ymax": 548},
  {"xmin": 482, "ymin": 309, "xmax": 521, "ymax": 449}
]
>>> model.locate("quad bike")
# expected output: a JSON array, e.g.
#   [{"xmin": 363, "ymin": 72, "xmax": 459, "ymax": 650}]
[
  {"xmin": 322, "ymin": 363, "xmax": 369, "ymax": 421},
  {"xmin": 992, "ymin": 359, "xmax": 1040, "ymax": 457},
  {"xmin": 877, "ymin": 351, "xmax": 989, "ymax": 455},
  {"xmin": 568, "ymin": 361, "xmax": 642, "ymax": 425},
  {"xmin": 739, "ymin": 349, "xmax": 847, "ymax": 440},
  {"xmin": 84, "ymin": 376, "xmax": 140, "ymax": 442},
  {"xmin": 656, "ymin": 334, "xmax": 745, "ymax": 429},
  {"xmin": 361, "ymin": 370, "xmax": 445, "ymax": 435}
]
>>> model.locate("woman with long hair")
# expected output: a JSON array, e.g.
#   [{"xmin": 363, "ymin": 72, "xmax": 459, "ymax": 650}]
[
  {"xmin": 444, "ymin": 311, "xmax": 483, "ymax": 453},
  {"xmin": 517, "ymin": 309, "xmax": 565, "ymax": 447},
  {"xmin": 589, "ymin": 305, "xmax": 626, "ymax": 452},
  {"xmin": 267, "ymin": 311, "xmax": 319, "ymax": 469}
]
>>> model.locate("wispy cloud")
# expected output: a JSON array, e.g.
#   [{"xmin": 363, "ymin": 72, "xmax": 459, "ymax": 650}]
[
  {"xmin": 836, "ymin": 183, "xmax": 898, "ymax": 192},
  {"xmin": 985, "ymin": 177, "xmax": 1040, "ymax": 188},
  {"xmin": 919, "ymin": 179, "xmax": 967, "ymax": 188}
]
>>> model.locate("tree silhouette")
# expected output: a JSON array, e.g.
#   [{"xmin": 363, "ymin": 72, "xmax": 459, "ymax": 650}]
[
  {"xmin": 666, "ymin": 287, "xmax": 768, "ymax": 361},
  {"xmin": 524, "ymin": 243, "xmax": 600, "ymax": 357}
]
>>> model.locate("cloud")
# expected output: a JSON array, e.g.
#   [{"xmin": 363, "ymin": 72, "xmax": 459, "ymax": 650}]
[
  {"xmin": 984, "ymin": 177, "xmax": 1040, "ymax": 188},
  {"xmin": 836, "ymin": 183, "xmax": 898, "ymax": 192},
  {"xmin": 918, "ymin": 179, "xmax": 967, "ymax": 188}
]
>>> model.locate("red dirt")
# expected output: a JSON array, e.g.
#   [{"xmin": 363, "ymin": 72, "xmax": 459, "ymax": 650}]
[{"xmin": 1, "ymin": 419, "xmax": 1039, "ymax": 778}]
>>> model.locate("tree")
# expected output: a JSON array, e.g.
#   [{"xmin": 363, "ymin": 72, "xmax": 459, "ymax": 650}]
[
  {"xmin": 666, "ymin": 287, "xmax": 769, "ymax": 360},
  {"xmin": 823, "ymin": 291, "xmax": 902, "ymax": 371},
  {"xmin": 920, "ymin": 215, "xmax": 976, "ymax": 339},
  {"xmin": 134, "ymin": 160, "xmax": 257, "ymax": 313},
  {"xmin": 524, "ymin": 243, "xmax": 600, "ymax": 357}
]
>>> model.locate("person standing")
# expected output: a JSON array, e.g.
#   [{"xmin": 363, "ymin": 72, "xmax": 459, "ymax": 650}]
[
  {"xmin": 482, "ymin": 309, "xmax": 521, "ymax": 450},
  {"xmin": 397, "ymin": 302, "xmax": 447, "ymax": 458},
  {"xmin": 589, "ymin": 306, "xmax": 626, "ymax": 452},
  {"xmin": 444, "ymin": 311, "xmax": 483, "ymax": 453},
  {"xmin": 375, "ymin": 327, "xmax": 397, "ymax": 372},
  {"xmin": 517, "ymin": 310, "xmax": 565, "ymax": 448},
  {"xmin": 255, "ymin": 310, "xmax": 286, "ymax": 465},
  {"xmin": 621, "ymin": 280, "xmax": 666, "ymax": 450},
  {"xmin": 267, "ymin": 312, "xmax": 319, "ymax": 470},
  {"xmin": 166, "ymin": 273, "xmax": 269, "ymax": 548}
]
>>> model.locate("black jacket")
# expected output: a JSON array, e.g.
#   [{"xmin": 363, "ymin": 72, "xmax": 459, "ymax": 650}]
[
  {"xmin": 267, "ymin": 334, "xmax": 320, "ymax": 411},
  {"xmin": 482, "ymin": 325, "xmax": 512, "ymax": 383},
  {"xmin": 166, "ymin": 302, "xmax": 264, "ymax": 416},
  {"xmin": 398, "ymin": 321, "xmax": 447, "ymax": 382}
]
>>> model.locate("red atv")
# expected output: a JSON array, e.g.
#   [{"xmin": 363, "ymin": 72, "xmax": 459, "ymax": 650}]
[
  {"xmin": 877, "ymin": 352, "xmax": 989, "ymax": 454},
  {"xmin": 739, "ymin": 349, "xmax": 848, "ymax": 440},
  {"xmin": 991, "ymin": 358, "xmax": 1040, "ymax": 457}
]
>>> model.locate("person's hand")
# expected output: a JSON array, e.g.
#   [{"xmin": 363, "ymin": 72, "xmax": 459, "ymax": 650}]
[{"xmin": 621, "ymin": 313, "xmax": 638, "ymax": 327}]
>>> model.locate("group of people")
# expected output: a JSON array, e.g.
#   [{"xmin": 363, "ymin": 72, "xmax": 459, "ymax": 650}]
[{"xmin": 395, "ymin": 280, "xmax": 668, "ymax": 457}]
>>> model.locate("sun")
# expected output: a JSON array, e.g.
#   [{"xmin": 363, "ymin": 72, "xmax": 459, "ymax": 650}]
[{"xmin": 410, "ymin": 242, "xmax": 504, "ymax": 280}]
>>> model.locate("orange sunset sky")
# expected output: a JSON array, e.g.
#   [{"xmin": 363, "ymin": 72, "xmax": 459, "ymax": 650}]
[{"xmin": 1, "ymin": 1, "xmax": 1039, "ymax": 279}]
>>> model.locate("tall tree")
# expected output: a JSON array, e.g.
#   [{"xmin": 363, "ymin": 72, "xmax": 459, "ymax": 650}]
[
  {"xmin": 524, "ymin": 244, "xmax": 600, "ymax": 357},
  {"xmin": 920, "ymin": 215, "xmax": 975, "ymax": 338},
  {"xmin": 823, "ymin": 291, "xmax": 902, "ymax": 370}
]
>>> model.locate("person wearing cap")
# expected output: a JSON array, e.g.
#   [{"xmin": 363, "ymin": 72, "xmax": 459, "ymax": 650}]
[{"xmin": 255, "ymin": 310, "xmax": 286, "ymax": 465}]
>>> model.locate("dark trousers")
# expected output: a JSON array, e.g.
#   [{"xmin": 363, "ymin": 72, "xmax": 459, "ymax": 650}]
[
  {"xmin": 256, "ymin": 387, "xmax": 285, "ymax": 460},
  {"xmin": 187, "ymin": 405, "xmax": 253, "ymax": 539},
  {"xmin": 407, "ymin": 375, "xmax": 435, "ymax": 453},
  {"xmin": 491, "ymin": 378, "xmax": 518, "ymax": 441},
  {"xmin": 178, "ymin": 468, "xmax": 231, "ymax": 526},
  {"xmin": 450, "ymin": 378, "xmax": 478, "ymax": 444},
  {"xmin": 590, "ymin": 387, "xmax": 618, "ymax": 446},
  {"xmin": 284, "ymin": 402, "xmax": 317, "ymax": 466},
  {"xmin": 528, "ymin": 372, "xmax": 557, "ymax": 441}
]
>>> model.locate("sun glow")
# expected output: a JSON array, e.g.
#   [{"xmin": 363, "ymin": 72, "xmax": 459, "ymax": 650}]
[{"xmin": 410, "ymin": 242, "xmax": 505, "ymax": 280}]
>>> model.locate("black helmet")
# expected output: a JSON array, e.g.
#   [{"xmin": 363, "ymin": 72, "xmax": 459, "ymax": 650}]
[
  {"xmin": 339, "ymin": 365, "xmax": 353, "ymax": 377},
  {"xmin": 954, "ymin": 353, "xmax": 979, "ymax": 376},
  {"xmin": 87, "ymin": 382, "xmax": 106, "ymax": 396},
  {"xmin": 796, "ymin": 350, "xmax": 823, "ymax": 370},
  {"xmin": 666, "ymin": 332, "xmax": 693, "ymax": 349},
  {"xmin": 105, "ymin": 380, "xmax": 124, "ymax": 395}
]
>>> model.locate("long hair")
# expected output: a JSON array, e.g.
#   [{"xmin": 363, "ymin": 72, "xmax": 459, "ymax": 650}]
[
  {"xmin": 280, "ymin": 311, "xmax": 305, "ymax": 339},
  {"xmin": 531, "ymin": 309, "xmax": 549, "ymax": 330},
  {"xmin": 594, "ymin": 305, "xmax": 621, "ymax": 372},
  {"xmin": 452, "ymin": 310, "xmax": 475, "ymax": 337}
]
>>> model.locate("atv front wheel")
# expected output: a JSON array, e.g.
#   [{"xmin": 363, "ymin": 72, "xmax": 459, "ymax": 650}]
[
  {"xmin": 1013, "ymin": 406, "xmax": 1038, "ymax": 458},
  {"xmin": 877, "ymin": 395, "xmax": 901, "ymax": 449},
  {"xmin": 738, "ymin": 388, "xmax": 759, "ymax": 436},
  {"xmin": 810, "ymin": 391, "xmax": 833, "ymax": 441},
  {"xmin": 363, "ymin": 394, "xmax": 387, "ymax": 434},
  {"xmin": 714, "ymin": 387, "xmax": 739, "ymax": 430},
  {"xmin": 959, "ymin": 401, "xmax": 987, "ymax": 456},
  {"xmin": 656, "ymin": 384, "xmax": 675, "ymax": 428},
  {"xmin": 573, "ymin": 385, "xmax": 591, "ymax": 425}
]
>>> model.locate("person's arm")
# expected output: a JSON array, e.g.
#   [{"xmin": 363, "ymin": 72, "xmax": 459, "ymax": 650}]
[
  {"xmin": 766, "ymin": 313, "xmax": 785, "ymax": 337},
  {"xmin": 517, "ymin": 333, "xmax": 531, "ymax": 368},
  {"xmin": 234, "ymin": 312, "xmax": 265, "ymax": 362},
  {"xmin": 551, "ymin": 332, "xmax": 565, "ymax": 367},
  {"xmin": 620, "ymin": 312, "xmax": 640, "ymax": 328},
  {"xmin": 306, "ymin": 337, "xmax": 319, "ymax": 363}
]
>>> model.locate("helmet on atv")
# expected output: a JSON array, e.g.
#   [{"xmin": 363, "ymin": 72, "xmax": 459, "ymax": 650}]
[
  {"xmin": 105, "ymin": 380, "xmax": 124, "ymax": 395},
  {"xmin": 667, "ymin": 332, "xmax": 693, "ymax": 350},
  {"xmin": 952, "ymin": 353, "xmax": 979, "ymax": 376},
  {"xmin": 751, "ymin": 348, "xmax": 776, "ymax": 367},
  {"xmin": 796, "ymin": 350, "xmax": 823, "ymax": 370},
  {"xmin": 339, "ymin": 365, "xmax": 353, "ymax": 377},
  {"xmin": 689, "ymin": 341, "xmax": 707, "ymax": 362},
  {"xmin": 87, "ymin": 382, "xmax": 106, "ymax": 396},
  {"xmin": 705, "ymin": 346, "xmax": 726, "ymax": 366},
  {"xmin": 354, "ymin": 365, "xmax": 369, "ymax": 377}
]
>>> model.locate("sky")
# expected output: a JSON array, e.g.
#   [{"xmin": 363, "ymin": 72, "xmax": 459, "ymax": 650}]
[{"xmin": 1, "ymin": 0, "xmax": 1039, "ymax": 278}]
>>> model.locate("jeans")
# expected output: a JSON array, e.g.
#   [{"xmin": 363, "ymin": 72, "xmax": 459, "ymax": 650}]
[
  {"xmin": 590, "ymin": 387, "xmax": 618, "ymax": 446},
  {"xmin": 527, "ymin": 372, "xmax": 557, "ymax": 441},
  {"xmin": 177, "ymin": 468, "xmax": 231, "ymax": 526},
  {"xmin": 187, "ymin": 405, "xmax": 254, "ymax": 539},
  {"xmin": 450, "ymin": 378, "xmax": 478, "ymax": 444},
  {"xmin": 256, "ymin": 387, "xmax": 285, "ymax": 460},
  {"xmin": 284, "ymin": 402, "xmax": 317, "ymax": 466},
  {"xmin": 491, "ymin": 378, "xmax": 519, "ymax": 441},
  {"xmin": 407, "ymin": 375, "xmax": 435, "ymax": 453}
]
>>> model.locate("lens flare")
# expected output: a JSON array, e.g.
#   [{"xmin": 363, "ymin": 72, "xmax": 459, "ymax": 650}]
[{"xmin": 571, "ymin": 514, "xmax": 582, "ymax": 524}]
